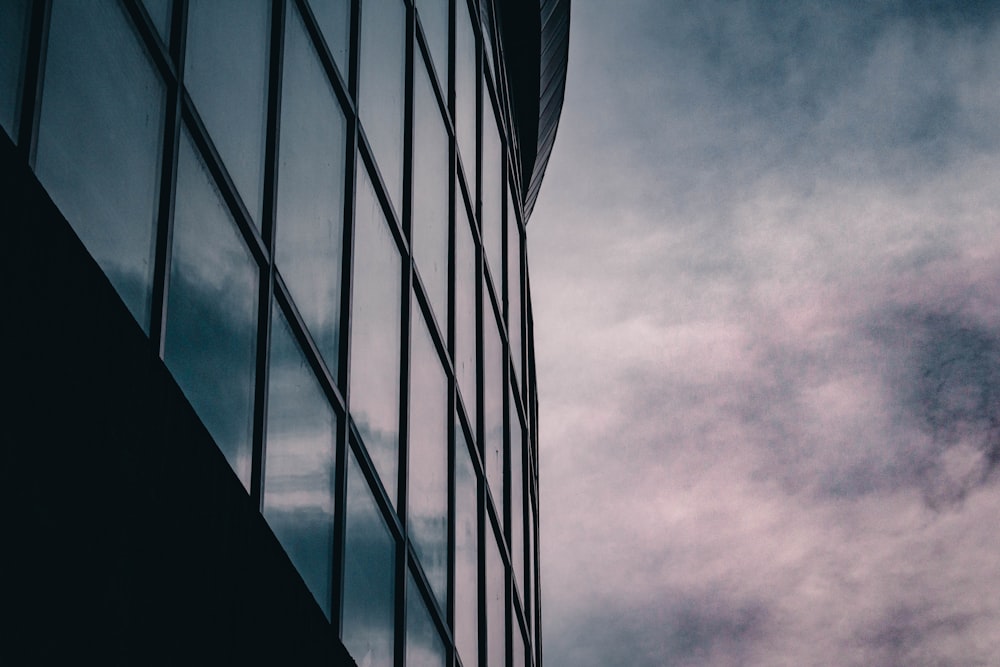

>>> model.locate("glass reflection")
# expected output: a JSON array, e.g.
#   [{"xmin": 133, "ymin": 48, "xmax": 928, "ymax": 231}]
[
  {"xmin": 165, "ymin": 129, "xmax": 258, "ymax": 488},
  {"xmin": 350, "ymin": 160, "xmax": 402, "ymax": 505},
  {"xmin": 455, "ymin": 201, "xmax": 478, "ymax": 429},
  {"xmin": 140, "ymin": 0, "xmax": 172, "ymax": 43},
  {"xmin": 412, "ymin": 58, "xmax": 450, "ymax": 329},
  {"xmin": 415, "ymin": 0, "xmax": 448, "ymax": 87},
  {"xmin": 276, "ymin": 7, "xmax": 348, "ymax": 377},
  {"xmin": 482, "ymin": 100, "xmax": 503, "ymax": 287},
  {"xmin": 483, "ymin": 294, "xmax": 504, "ymax": 519},
  {"xmin": 507, "ymin": 189, "xmax": 522, "ymax": 385},
  {"xmin": 408, "ymin": 294, "xmax": 449, "ymax": 610},
  {"xmin": 513, "ymin": 619, "xmax": 526, "ymax": 667},
  {"xmin": 262, "ymin": 305, "xmax": 338, "ymax": 619},
  {"xmin": 454, "ymin": 420, "xmax": 479, "ymax": 667},
  {"xmin": 406, "ymin": 572, "xmax": 447, "ymax": 667},
  {"xmin": 309, "ymin": 0, "xmax": 351, "ymax": 78},
  {"xmin": 455, "ymin": 0, "xmax": 476, "ymax": 206},
  {"xmin": 185, "ymin": 0, "xmax": 269, "ymax": 226},
  {"xmin": 36, "ymin": 0, "xmax": 164, "ymax": 332},
  {"xmin": 343, "ymin": 449, "xmax": 396, "ymax": 666},
  {"xmin": 359, "ymin": 0, "xmax": 405, "ymax": 212},
  {"xmin": 509, "ymin": 386, "xmax": 523, "ymax": 592},
  {"xmin": 526, "ymin": 497, "xmax": 535, "ymax": 642},
  {"xmin": 487, "ymin": 522, "xmax": 506, "ymax": 667},
  {"xmin": 479, "ymin": 0, "xmax": 495, "ymax": 82},
  {"xmin": 0, "ymin": 0, "xmax": 30, "ymax": 138}
]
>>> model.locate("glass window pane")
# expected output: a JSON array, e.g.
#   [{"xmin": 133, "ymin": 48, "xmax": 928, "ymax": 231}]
[
  {"xmin": 276, "ymin": 7, "xmax": 348, "ymax": 377},
  {"xmin": 262, "ymin": 305, "xmax": 338, "ymax": 619},
  {"xmin": 408, "ymin": 294, "xmax": 449, "ymax": 610},
  {"xmin": 483, "ymin": 293, "xmax": 504, "ymax": 518},
  {"xmin": 309, "ymin": 0, "xmax": 351, "ymax": 78},
  {"xmin": 455, "ymin": 200, "xmax": 478, "ymax": 429},
  {"xmin": 479, "ymin": 1, "xmax": 495, "ymax": 82},
  {"xmin": 140, "ymin": 0, "xmax": 172, "ymax": 43},
  {"xmin": 507, "ymin": 189, "xmax": 522, "ymax": 385},
  {"xmin": 526, "ymin": 496, "xmax": 534, "ymax": 643},
  {"xmin": 487, "ymin": 522, "xmax": 506, "ymax": 667},
  {"xmin": 412, "ymin": 57, "xmax": 450, "ymax": 329},
  {"xmin": 350, "ymin": 160, "xmax": 402, "ymax": 505},
  {"xmin": 165, "ymin": 129, "xmax": 258, "ymax": 487},
  {"xmin": 454, "ymin": 420, "xmax": 479, "ymax": 667},
  {"xmin": 406, "ymin": 573, "xmax": 447, "ymax": 667},
  {"xmin": 513, "ymin": 619, "xmax": 526, "ymax": 667},
  {"xmin": 415, "ymin": 0, "xmax": 448, "ymax": 88},
  {"xmin": 509, "ymin": 386, "xmax": 523, "ymax": 594},
  {"xmin": 0, "ymin": 0, "xmax": 30, "ymax": 138},
  {"xmin": 185, "ymin": 0, "xmax": 269, "ymax": 227},
  {"xmin": 343, "ymin": 449, "xmax": 396, "ymax": 666},
  {"xmin": 359, "ymin": 0, "xmax": 405, "ymax": 213},
  {"xmin": 481, "ymin": 97, "xmax": 502, "ymax": 287},
  {"xmin": 455, "ymin": 0, "xmax": 476, "ymax": 206},
  {"xmin": 36, "ymin": 0, "xmax": 164, "ymax": 332}
]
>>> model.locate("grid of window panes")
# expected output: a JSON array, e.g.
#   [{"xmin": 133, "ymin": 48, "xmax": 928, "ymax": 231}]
[{"xmin": 1, "ymin": 0, "xmax": 542, "ymax": 665}]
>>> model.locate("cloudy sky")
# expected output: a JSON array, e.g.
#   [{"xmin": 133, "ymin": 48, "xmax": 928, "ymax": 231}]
[{"xmin": 529, "ymin": 2, "xmax": 1000, "ymax": 665}]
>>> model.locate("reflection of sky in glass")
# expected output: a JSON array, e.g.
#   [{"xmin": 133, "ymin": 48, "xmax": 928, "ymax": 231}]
[
  {"xmin": 507, "ymin": 189, "xmax": 522, "ymax": 385},
  {"xmin": 165, "ymin": 129, "xmax": 258, "ymax": 488},
  {"xmin": 408, "ymin": 294, "xmax": 449, "ymax": 611},
  {"xmin": 415, "ymin": 0, "xmax": 448, "ymax": 87},
  {"xmin": 455, "ymin": 203, "xmax": 478, "ymax": 429},
  {"xmin": 36, "ymin": 0, "xmax": 164, "ymax": 333},
  {"xmin": 350, "ymin": 161, "xmax": 402, "ymax": 506},
  {"xmin": 405, "ymin": 572, "xmax": 447, "ymax": 667},
  {"xmin": 343, "ymin": 449, "xmax": 396, "ymax": 666},
  {"xmin": 359, "ymin": 0, "xmax": 405, "ymax": 213},
  {"xmin": 0, "ymin": 0, "xmax": 30, "ymax": 138},
  {"xmin": 512, "ymin": 618, "xmax": 526, "ymax": 667},
  {"xmin": 309, "ymin": 0, "xmax": 351, "ymax": 79},
  {"xmin": 483, "ymin": 291, "xmax": 504, "ymax": 518},
  {"xmin": 455, "ymin": 0, "xmax": 477, "ymax": 205},
  {"xmin": 412, "ymin": 57, "xmax": 450, "ymax": 333},
  {"xmin": 509, "ymin": 385, "xmax": 524, "ymax": 594},
  {"xmin": 487, "ymin": 522, "xmax": 506, "ymax": 667},
  {"xmin": 140, "ymin": 0, "xmax": 171, "ymax": 42},
  {"xmin": 276, "ymin": 6, "xmax": 347, "ymax": 378},
  {"xmin": 526, "ymin": 497, "xmax": 535, "ymax": 642},
  {"xmin": 263, "ymin": 305, "xmax": 337, "ymax": 619},
  {"xmin": 185, "ymin": 0, "xmax": 268, "ymax": 227},
  {"xmin": 482, "ymin": 101, "xmax": 503, "ymax": 289},
  {"xmin": 479, "ymin": 2, "xmax": 495, "ymax": 81},
  {"xmin": 454, "ymin": 420, "xmax": 479, "ymax": 667}
]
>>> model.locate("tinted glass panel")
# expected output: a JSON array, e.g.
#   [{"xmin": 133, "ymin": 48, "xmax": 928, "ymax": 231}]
[
  {"xmin": 483, "ymin": 293, "xmax": 504, "ymax": 518},
  {"xmin": 309, "ymin": 0, "xmax": 351, "ymax": 78},
  {"xmin": 406, "ymin": 573, "xmax": 447, "ymax": 667},
  {"xmin": 36, "ymin": 0, "xmax": 164, "ymax": 332},
  {"xmin": 276, "ymin": 7, "xmax": 348, "ymax": 377},
  {"xmin": 455, "ymin": 0, "xmax": 476, "ymax": 205},
  {"xmin": 507, "ymin": 189, "xmax": 522, "ymax": 384},
  {"xmin": 140, "ymin": 0, "xmax": 172, "ymax": 43},
  {"xmin": 513, "ymin": 618, "xmax": 526, "ymax": 667},
  {"xmin": 263, "ymin": 305, "xmax": 338, "ymax": 619},
  {"xmin": 481, "ymin": 97, "xmax": 502, "ymax": 287},
  {"xmin": 185, "ymin": 0, "xmax": 269, "ymax": 226},
  {"xmin": 526, "ymin": 496, "xmax": 535, "ymax": 642},
  {"xmin": 454, "ymin": 420, "xmax": 479, "ymax": 667},
  {"xmin": 165, "ymin": 129, "xmax": 258, "ymax": 488},
  {"xmin": 343, "ymin": 449, "xmax": 396, "ymax": 666},
  {"xmin": 455, "ymin": 200, "xmax": 478, "ymax": 429},
  {"xmin": 408, "ymin": 294, "xmax": 449, "ymax": 610},
  {"xmin": 350, "ymin": 161, "xmax": 402, "ymax": 505},
  {"xmin": 0, "ymin": 0, "xmax": 30, "ymax": 137},
  {"xmin": 412, "ymin": 58, "xmax": 450, "ymax": 329},
  {"xmin": 480, "ymin": 1, "xmax": 495, "ymax": 82},
  {"xmin": 487, "ymin": 521, "xmax": 506, "ymax": 667},
  {"xmin": 416, "ymin": 0, "xmax": 448, "ymax": 88},
  {"xmin": 359, "ymin": 0, "xmax": 405, "ymax": 213},
  {"xmin": 509, "ymin": 386, "xmax": 523, "ymax": 593}
]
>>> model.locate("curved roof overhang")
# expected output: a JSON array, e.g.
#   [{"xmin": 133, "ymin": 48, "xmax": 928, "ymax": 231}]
[{"xmin": 500, "ymin": 0, "xmax": 570, "ymax": 221}]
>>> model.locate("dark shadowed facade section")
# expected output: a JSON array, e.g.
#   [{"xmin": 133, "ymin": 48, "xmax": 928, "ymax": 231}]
[{"xmin": 0, "ymin": 1, "xmax": 567, "ymax": 665}]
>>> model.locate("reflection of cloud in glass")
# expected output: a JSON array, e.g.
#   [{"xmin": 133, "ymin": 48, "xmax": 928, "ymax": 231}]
[
  {"xmin": 263, "ymin": 307, "xmax": 337, "ymax": 619},
  {"xmin": 455, "ymin": 204, "xmax": 479, "ymax": 428},
  {"xmin": 275, "ymin": 6, "xmax": 348, "ymax": 376},
  {"xmin": 509, "ymin": 385, "xmax": 524, "ymax": 594},
  {"xmin": 482, "ymin": 101, "xmax": 503, "ymax": 287},
  {"xmin": 454, "ymin": 0, "xmax": 476, "ymax": 204},
  {"xmin": 486, "ymin": 523, "xmax": 506, "ymax": 667},
  {"xmin": 343, "ymin": 449, "xmax": 395, "ymax": 667},
  {"xmin": 350, "ymin": 161, "xmax": 402, "ymax": 505},
  {"xmin": 35, "ymin": 0, "xmax": 164, "ymax": 332},
  {"xmin": 483, "ymin": 292, "xmax": 505, "ymax": 516},
  {"xmin": 405, "ymin": 572, "xmax": 446, "ymax": 667},
  {"xmin": 165, "ymin": 129, "xmax": 258, "ymax": 487},
  {"xmin": 454, "ymin": 420, "xmax": 479, "ymax": 667}
]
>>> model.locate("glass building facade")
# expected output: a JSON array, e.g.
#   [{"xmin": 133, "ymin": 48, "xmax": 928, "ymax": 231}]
[{"xmin": 0, "ymin": 1, "xmax": 568, "ymax": 666}]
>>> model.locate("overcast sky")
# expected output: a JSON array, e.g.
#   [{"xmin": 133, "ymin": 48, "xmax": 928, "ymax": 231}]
[{"xmin": 529, "ymin": 2, "xmax": 1000, "ymax": 665}]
